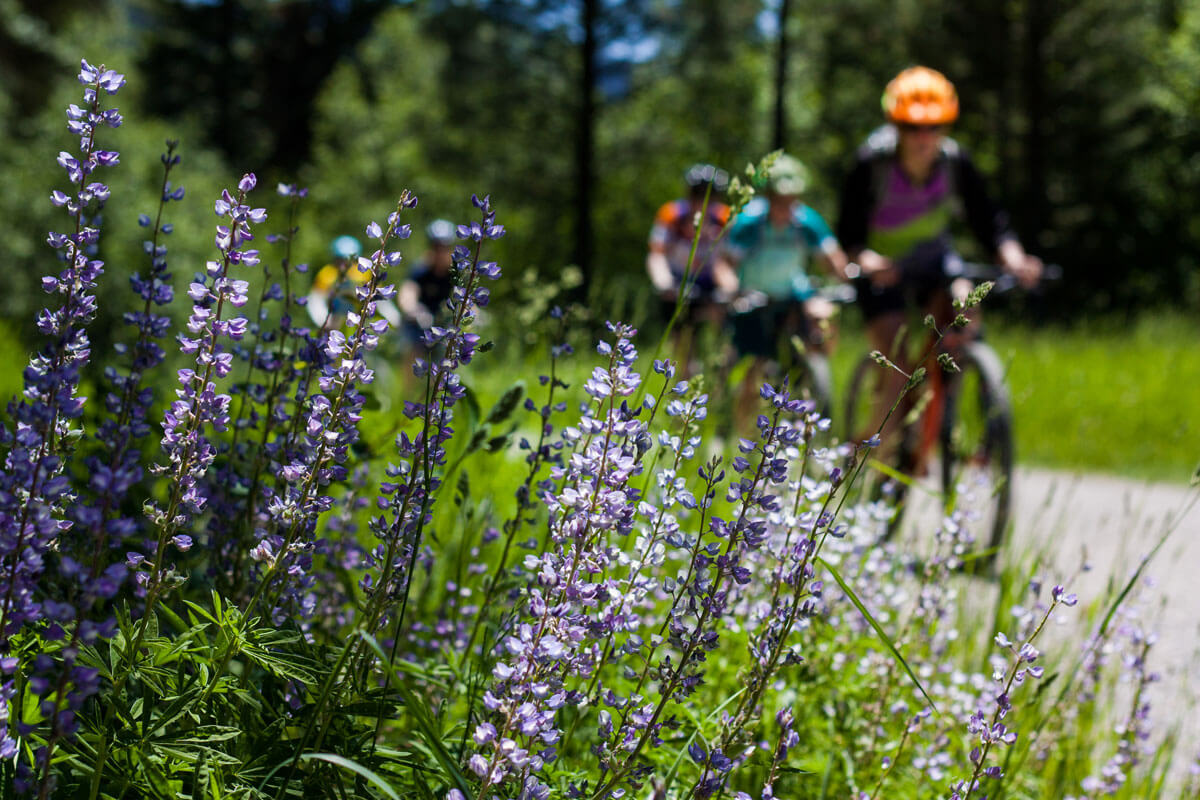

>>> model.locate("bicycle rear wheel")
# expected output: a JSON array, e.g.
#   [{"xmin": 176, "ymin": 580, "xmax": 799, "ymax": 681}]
[
  {"xmin": 843, "ymin": 353, "xmax": 911, "ymax": 540},
  {"xmin": 939, "ymin": 340, "xmax": 1014, "ymax": 567}
]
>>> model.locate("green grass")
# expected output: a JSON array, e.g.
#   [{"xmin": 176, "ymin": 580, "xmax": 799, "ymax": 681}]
[{"xmin": 989, "ymin": 313, "xmax": 1200, "ymax": 483}]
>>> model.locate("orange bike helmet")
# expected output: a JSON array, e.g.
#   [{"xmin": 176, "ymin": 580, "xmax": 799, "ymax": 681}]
[{"xmin": 882, "ymin": 66, "xmax": 959, "ymax": 125}]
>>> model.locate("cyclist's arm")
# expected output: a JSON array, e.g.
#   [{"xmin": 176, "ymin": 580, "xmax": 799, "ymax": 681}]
[
  {"xmin": 836, "ymin": 157, "xmax": 899, "ymax": 286},
  {"xmin": 377, "ymin": 299, "xmax": 402, "ymax": 329},
  {"xmin": 711, "ymin": 252, "xmax": 739, "ymax": 295},
  {"xmin": 647, "ymin": 203, "xmax": 681, "ymax": 294},
  {"xmin": 306, "ymin": 290, "xmax": 331, "ymax": 328},
  {"xmin": 398, "ymin": 278, "xmax": 434, "ymax": 330},
  {"xmin": 956, "ymin": 154, "xmax": 1041, "ymax": 287},
  {"xmin": 798, "ymin": 205, "xmax": 852, "ymax": 282},
  {"xmin": 817, "ymin": 240, "xmax": 850, "ymax": 282},
  {"xmin": 646, "ymin": 245, "xmax": 677, "ymax": 295}
]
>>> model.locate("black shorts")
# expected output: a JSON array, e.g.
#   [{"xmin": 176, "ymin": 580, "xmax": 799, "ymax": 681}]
[
  {"xmin": 855, "ymin": 243, "xmax": 960, "ymax": 321},
  {"xmin": 730, "ymin": 301, "xmax": 808, "ymax": 359},
  {"xmin": 853, "ymin": 275, "xmax": 948, "ymax": 321},
  {"xmin": 658, "ymin": 293, "xmax": 721, "ymax": 327}
]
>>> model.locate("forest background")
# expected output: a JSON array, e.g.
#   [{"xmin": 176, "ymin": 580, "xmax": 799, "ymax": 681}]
[{"xmin": 1, "ymin": 0, "xmax": 1197, "ymax": 480}]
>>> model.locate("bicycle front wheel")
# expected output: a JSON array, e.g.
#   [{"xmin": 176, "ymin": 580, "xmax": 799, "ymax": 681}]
[
  {"xmin": 939, "ymin": 340, "xmax": 1014, "ymax": 565},
  {"xmin": 793, "ymin": 351, "xmax": 834, "ymax": 420},
  {"xmin": 843, "ymin": 352, "xmax": 910, "ymax": 540}
]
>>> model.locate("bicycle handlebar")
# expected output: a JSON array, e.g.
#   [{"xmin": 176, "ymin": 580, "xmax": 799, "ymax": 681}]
[
  {"xmin": 688, "ymin": 262, "xmax": 1061, "ymax": 312},
  {"xmin": 952, "ymin": 261, "xmax": 1063, "ymax": 294}
]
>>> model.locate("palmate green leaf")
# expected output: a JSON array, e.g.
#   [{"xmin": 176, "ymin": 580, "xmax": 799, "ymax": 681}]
[
  {"xmin": 816, "ymin": 556, "xmax": 940, "ymax": 715},
  {"xmin": 240, "ymin": 643, "xmax": 321, "ymax": 686},
  {"xmin": 142, "ymin": 685, "xmax": 205, "ymax": 740},
  {"xmin": 154, "ymin": 743, "xmax": 242, "ymax": 768},
  {"xmin": 359, "ymin": 632, "xmax": 474, "ymax": 797},
  {"xmin": 299, "ymin": 753, "xmax": 401, "ymax": 800}
]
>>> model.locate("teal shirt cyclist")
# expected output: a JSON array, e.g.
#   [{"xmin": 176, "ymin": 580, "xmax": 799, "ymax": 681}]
[
  {"xmin": 718, "ymin": 154, "xmax": 849, "ymax": 364},
  {"xmin": 726, "ymin": 198, "xmax": 839, "ymax": 301}
]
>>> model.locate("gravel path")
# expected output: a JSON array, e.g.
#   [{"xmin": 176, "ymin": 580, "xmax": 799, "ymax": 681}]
[{"xmin": 898, "ymin": 466, "xmax": 1200, "ymax": 784}]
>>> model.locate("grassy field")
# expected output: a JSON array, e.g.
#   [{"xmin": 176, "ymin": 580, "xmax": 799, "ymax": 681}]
[
  {"xmin": 989, "ymin": 314, "xmax": 1199, "ymax": 483},
  {"xmin": 1, "ymin": 309, "xmax": 1195, "ymax": 483}
]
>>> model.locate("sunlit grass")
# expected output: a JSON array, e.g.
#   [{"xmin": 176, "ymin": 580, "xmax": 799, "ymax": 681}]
[{"xmin": 990, "ymin": 313, "xmax": 1200, "ymax": 483}]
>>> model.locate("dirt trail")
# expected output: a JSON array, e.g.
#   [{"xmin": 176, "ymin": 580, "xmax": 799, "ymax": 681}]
[{"xmin": 899, "ymin": 466, "xmax": 1200, "ymax": 782}]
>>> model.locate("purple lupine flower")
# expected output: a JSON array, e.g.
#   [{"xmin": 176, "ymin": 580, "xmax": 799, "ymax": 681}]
[
  {"xmin": 30, "ymin": 144, "xmax": 186, "ymax": 778},
  {"xmin": 469, "ymin": 322, "xmax": 655, "ymax": 799},
  {"xmin": 462, "ymin": 306, "xmax": 574, "ymax": 660},
  {"xmin": 580, "ymin": 383, "xmax": 814, "ymax": 799},
  {"xmin": 203, "ymin": 181, "xmax": 314, "ymax": 602},
  {"xmin": 205, "ymin": 179, "xmax": 319, "ymax": 599},
  {"xmin": 0, "ymin": 58, "xmax": 125, "ymax": 784},
  {"xmin": 248, "ymin": 198, "xmax": 409, "ymax": 625},
  {"xmin": 1071, "ymin": 593, "xmax": 1159, "ymax": 798},
  {"xmin": 137, "ymin": 173, "xmax": 266, "ymax": 600},
  {"xmin": 362, "ymin": 194, "xmax": 502, "ymax": 643},
  {"xmin": 951, "ymin": 584, "xmax": 1076, "ymax": 800}
]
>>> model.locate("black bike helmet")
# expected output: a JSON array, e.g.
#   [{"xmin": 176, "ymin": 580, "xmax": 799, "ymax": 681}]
[{"xmin": 684, "ymin": 163, "xmax": 729, "ymax": 195}]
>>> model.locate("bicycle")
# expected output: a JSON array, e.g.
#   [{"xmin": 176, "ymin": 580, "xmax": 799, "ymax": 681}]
[
  {"xmin": 842, "ymin": 262, "xmax": 1059, "ymax": 565},
  {"xmin": 725, "ymin": 283, "xmax": 856, "ymax": 419}
]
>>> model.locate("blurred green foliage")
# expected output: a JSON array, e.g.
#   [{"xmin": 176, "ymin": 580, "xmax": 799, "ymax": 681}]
[{"xmin": 2, "ymin": 0, "xmax": 1199, "ymax": 353}]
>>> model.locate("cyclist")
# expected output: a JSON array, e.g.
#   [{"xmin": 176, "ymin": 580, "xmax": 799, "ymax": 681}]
[
  {"xmin": 718, "ymin": 153, "xmax": 850, "ymax": 415},
  {"xmin": 836, "ymin": 66, "xmax": 1041, "ymax": 444},
  {"xmin": 307, "ymin": 235, "xmax": 401, "ymax": 330},
  {"xmin": 399, "ymin": 219, "xmax": 458, "ymax": 348},
  {"xmin": 646, "ymin": 163, "xmax": 739, "ymax": 371}
]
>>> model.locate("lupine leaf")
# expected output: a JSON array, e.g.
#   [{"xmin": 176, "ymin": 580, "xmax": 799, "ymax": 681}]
[{"xmin": 817, "ymin": 556, "xmax": 940, "ymax": 714}]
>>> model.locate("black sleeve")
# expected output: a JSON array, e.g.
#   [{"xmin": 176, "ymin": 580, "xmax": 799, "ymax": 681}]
[
  {"xmin": 836, "ymin": 156, "xmax": 874, "ymax": 256},
  {"xmin": 955, "ymin": 152, "xmax": 1018, "ymax": 254}
]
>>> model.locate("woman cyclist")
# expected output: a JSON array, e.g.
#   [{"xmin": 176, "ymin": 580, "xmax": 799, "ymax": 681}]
[
  {"xmin": 836, "ymin": 66, "xmax": 1041, "ymax": 447},
  {"xmin": 719, "ymin": 154, "xmax": 850, "ymax": 421}
]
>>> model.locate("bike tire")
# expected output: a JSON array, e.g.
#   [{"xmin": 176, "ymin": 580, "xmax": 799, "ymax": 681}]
[
  {"xmin": 842, "ymin": 353, "xmax": 910, "ymax": 540},
  {"xmin": 939, "ymin": 340, "xmax": 1014, "ymax": 569},
  {"xmin": 795, "ymin": 352, "xmax": 834, "ymax": 420}
]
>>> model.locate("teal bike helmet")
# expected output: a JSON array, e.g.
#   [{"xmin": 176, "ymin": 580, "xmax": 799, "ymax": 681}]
[{"xmin": 330, "ymin": 235, "xmax": 362, "ymax": 260}]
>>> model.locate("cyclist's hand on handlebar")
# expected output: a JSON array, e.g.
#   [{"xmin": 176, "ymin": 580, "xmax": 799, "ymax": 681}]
[
  {"xmin": 858, "ymin": 250, "xmax": 901, "ymax": 288},
  {"xmin": 999, "ymin": 240, "xmax": 1043, "ymax": 289}
]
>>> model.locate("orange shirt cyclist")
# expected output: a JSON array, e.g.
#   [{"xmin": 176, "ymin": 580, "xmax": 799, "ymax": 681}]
[{"xmin": 647, "ymin": 163, "xmax": 739, "ymax": 315}]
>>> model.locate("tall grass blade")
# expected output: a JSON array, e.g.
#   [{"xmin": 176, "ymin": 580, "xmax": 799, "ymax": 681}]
[
  {"xmin": 817, "ymin": 556, "xmax": 940, "ymax": 714},
  {"xmin": 359, "ymin": 632, "xmax": 474, "ymax": 797},
  {"xmin": 299, "ymin": 753, "xmax": 401, "ymax": 800}
]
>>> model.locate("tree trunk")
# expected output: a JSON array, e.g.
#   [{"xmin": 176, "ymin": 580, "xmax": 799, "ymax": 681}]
[
  {"xmin": 1021, "ymin": 0, "xmax": 1049, "ymax": 246},
  {"xmin": 575, "ymin": 0, "xmax": 597, "ymax": 287},
  {"xmin": 772, "ymin": 0, "xmax": 791, "ymax": 151}
]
